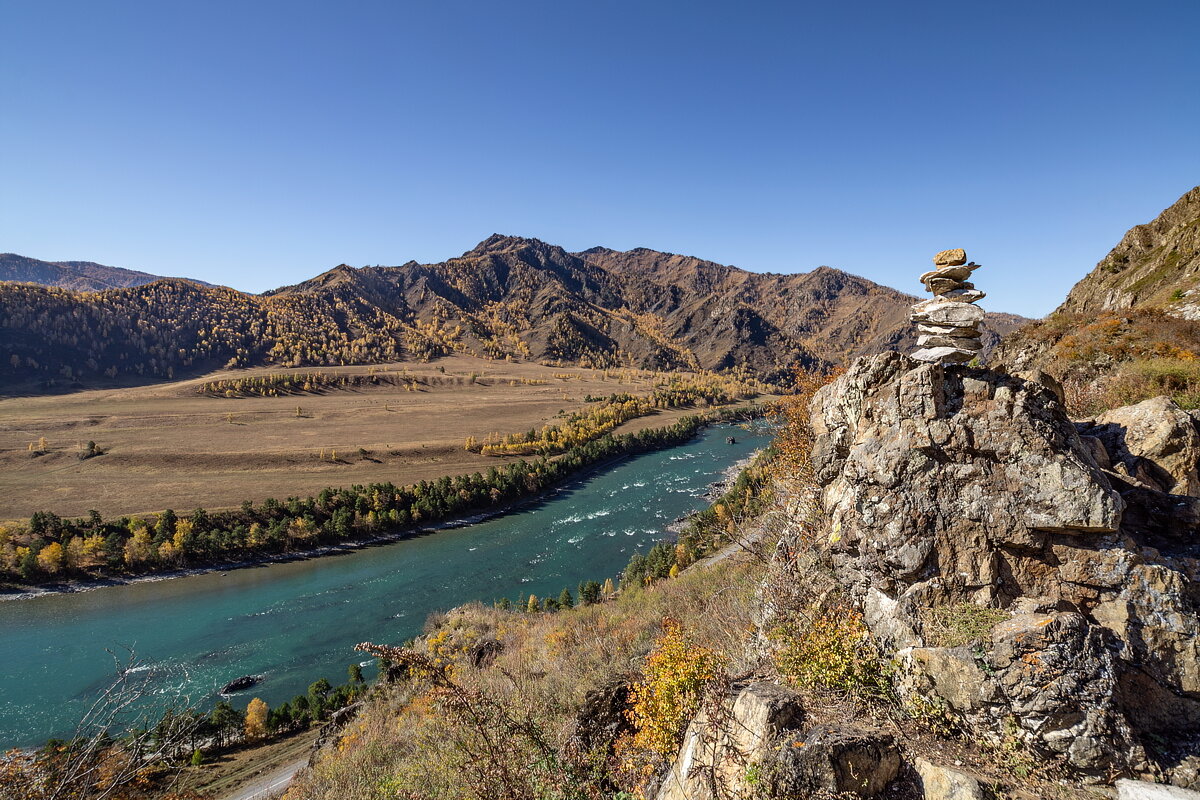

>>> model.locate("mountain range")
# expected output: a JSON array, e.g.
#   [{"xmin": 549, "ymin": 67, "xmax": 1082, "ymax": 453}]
[
  {"xmin": 0, "ymin": 236, "xmax": 1025, "ymax": 392},
  {"xmin": 0, "ymin": 252, "xmax": 213, "ymax": 292}
]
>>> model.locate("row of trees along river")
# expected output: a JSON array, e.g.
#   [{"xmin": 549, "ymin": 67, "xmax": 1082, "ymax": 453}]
[{"xmin": 1, "ymin": 404, "xmax": 761, "ymax": 587}]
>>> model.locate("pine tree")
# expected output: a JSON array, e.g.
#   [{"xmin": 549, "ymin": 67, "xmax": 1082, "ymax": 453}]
[{"xmin": 558, "ymin": 587, "xmax": 574, "ymax": 609}]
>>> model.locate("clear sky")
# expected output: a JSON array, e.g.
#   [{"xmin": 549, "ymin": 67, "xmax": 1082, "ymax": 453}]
[{"xmin": 2, "ymin": 1, "xmax": 1197, "ymax": 318}]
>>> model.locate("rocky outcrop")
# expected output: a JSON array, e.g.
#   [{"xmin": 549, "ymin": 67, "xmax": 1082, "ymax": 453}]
[
  {"xmin": 654, "ymin": 682, "xmax": 900, "ymax": 800},
  {"xmin": 1081, "ymin": 396, "xmax": 1200, "ymax": 497},
  {"xmin": 810, "ymin": 352, "xmax": 1200, "ymax": 784}
]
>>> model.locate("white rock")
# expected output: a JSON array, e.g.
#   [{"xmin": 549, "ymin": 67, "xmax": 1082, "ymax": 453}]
[
  {"xmin": 911, "ymin": 302, "xmax": 985, "ymax": 327},
  {"xmin": 941, "ymin": 288, "xmax": 986, "ymax": 303},
  {"xmin": 1116, "ymin": 779, "xmax": 1200, "ymax": 800},
  {"xmin": 911, "ymin": 346, "xmax": 978, "ymax": 364},
  {"xmin": 918, "ymin": 334, "xmax": 983, "ymax": 349},
  {"xmin": 917, "ymin": 322, "xmax": 981, "ymax": 337},
  {"xmin": 914, "ymin": 757, "xmax": 985, "ymax": 800}
]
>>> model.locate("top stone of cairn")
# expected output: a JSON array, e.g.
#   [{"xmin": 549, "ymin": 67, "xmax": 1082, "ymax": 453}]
[{"xmin": 933, "ymin": 248, "xmax": 967, "ymax": 267}]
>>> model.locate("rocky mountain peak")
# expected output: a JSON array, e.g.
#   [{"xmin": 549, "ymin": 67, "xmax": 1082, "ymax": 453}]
[{"xmin": 466, "ymin": 233, "xmax": 546, "ymax": 255}]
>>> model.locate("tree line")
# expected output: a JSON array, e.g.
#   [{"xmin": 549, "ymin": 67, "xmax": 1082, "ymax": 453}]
[
  {"xmin": 466, "ymin": 375, "xmax": 765, "ymax": 456},
  {"xmin": 1, "ymin": 412, "xmax": 755, "ymax": 586}
]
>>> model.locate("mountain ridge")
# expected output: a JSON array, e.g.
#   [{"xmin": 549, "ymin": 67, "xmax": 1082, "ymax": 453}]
[
  {"xmin": 0, "ymin": 252, "xmax": 214, "ymax": 292},
  {"xmin": 1055, "ymin": 185, "xmax": 1200, "ymax": 315},
  {"xmin": 0, "ymin": 236, "xmax": 1027, "ymax": 392}
]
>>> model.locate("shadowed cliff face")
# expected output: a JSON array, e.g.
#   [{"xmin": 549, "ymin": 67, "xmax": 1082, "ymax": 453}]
[{"xmin": 810, "ymin": 352, "xmax": 1200, "ymax": 783}]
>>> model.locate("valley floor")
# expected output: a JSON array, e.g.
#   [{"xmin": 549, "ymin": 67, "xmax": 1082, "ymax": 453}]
[{"xmin": 0, "ymin": 355, "xmax": 747, "ymax": 520}]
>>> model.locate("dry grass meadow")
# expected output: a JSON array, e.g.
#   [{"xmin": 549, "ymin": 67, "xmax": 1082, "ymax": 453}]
[{"xmin": 0, "ymin": 355, "xmax": 714, "ymax": 521}]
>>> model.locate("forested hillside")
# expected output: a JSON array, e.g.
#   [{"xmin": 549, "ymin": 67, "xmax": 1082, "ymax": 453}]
[{"xmin": 1, "ymin": 235, "xmax": 1026, "ymax": 392}]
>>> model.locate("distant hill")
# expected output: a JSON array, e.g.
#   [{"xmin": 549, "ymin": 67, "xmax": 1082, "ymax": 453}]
[
  {"xmin": 0, "ymin": 253, "xmax": 212, "ymax": 291},
  {"xmin": 0, "ymin": 235, "xmax": 1026, "ymax": 392}
]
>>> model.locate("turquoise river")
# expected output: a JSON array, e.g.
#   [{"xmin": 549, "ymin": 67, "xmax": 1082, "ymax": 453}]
[{"xmin": 0, "ymin": 423, "xmax": 770, "ymax": 749}]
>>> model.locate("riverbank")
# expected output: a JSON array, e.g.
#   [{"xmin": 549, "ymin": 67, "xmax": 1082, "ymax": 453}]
[
  {"xmin": 1, "ymin": 409, "xmax": 765, "ymax": 600},
  {"xmin": 1, "ymin": 450, "xmax": 644, "ymax": 601},
  {"xmin": 0, "ymin": 423, "xmax": 775, "ymax": 750}
]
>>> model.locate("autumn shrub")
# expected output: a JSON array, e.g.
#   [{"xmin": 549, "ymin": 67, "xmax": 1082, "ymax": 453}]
[
  {"xmin": 769, "ymin": 604, "xmax": 890, "ymax": 703},
  {"xmin": 624, "ymin": 619, "xmax": 723, "ymax": 760},
  {"xmin": 1011, "ymin": 308, "xmax": 1200, "ymax": 415},
  {"xmin": 1063, "ymin": 356, "xmax": 1200, "ymax": 416},
  {"xmin": 771, "ymin": 366, "xmax": 843, "ymax": 485}
]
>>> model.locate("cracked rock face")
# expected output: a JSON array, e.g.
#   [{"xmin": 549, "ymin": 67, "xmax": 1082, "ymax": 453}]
[{"xmin": 810, "ymin": 352, "xmax": 1200, "ymax": 783}]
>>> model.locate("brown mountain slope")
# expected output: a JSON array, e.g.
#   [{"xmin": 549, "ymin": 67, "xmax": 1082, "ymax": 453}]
[
  {"xmin": 995, "ymin": 186, "xmax": 1200, "ymax": 416},
  {"xmin": 0, "ymin": 235, "xmax": 1026, "ymax": 393},
  {"xmin": 1056, "ymin": 186, "xmax": 1200, "ymax": 315},
  {"xmin": 0, "ymin": 252, "xmax": 210, "ymax": 291},
  {"xmin": 578, "ymin": 245, "xmax": 1025, "ymax": 363}
]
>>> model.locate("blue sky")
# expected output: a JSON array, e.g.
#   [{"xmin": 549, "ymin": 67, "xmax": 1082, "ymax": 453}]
[{"xmin": 2, "ymin": 1, "xmax": 1197, "ymax": 318}]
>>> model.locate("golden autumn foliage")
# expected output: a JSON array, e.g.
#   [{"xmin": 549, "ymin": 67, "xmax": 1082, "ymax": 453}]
[
  {"xmin": 771, "ymin": 365, "xmax": 843, "ymax": 481},
  {"xmin": 245, "ymin": 697, "xmax": 269, "ymax": 740},
  {"xmin": 469, "ymin": 373, "xmax": 766, "ymax": 456},
  {"xmin": 624, "ymin": 619, "xmax": 723, "ymax": 760}
]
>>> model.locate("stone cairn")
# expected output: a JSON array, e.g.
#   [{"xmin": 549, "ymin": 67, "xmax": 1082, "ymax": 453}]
[{"xmin": 910, "ymin": 248, "xmax": 985, "ymax": 364}]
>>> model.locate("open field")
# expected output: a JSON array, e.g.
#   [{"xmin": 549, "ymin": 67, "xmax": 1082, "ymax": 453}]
[{"xmin": 0, "ymin": 355, "xmax": 761, "ymax": 520}]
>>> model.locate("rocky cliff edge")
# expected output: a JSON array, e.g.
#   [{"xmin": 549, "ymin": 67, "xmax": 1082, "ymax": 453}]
[{"xmin": 810, "ymin": 351, "xmax": 1200, "ymax": 785}]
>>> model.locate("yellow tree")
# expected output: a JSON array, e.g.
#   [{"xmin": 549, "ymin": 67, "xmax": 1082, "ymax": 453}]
[
  {"xmin": 37, "ymin": 542, "xmax": 64, "ymax": 575},
  {"xmin": 124, "ymin": 528, "xmax": 154, "ymax": 567},
  {"xmin": 65, "ymin": 537, "xmax": 87, "ymax": 570},
  {"xmin": 172, "ymin": 519, "xmax": 194, "ymax": 551},
  {"xmin": 157, "ymin": 540, "xmax": 181, "ymax": 566},
  {"xmin": 244, "ymin": 698, "xmax": 269, "ymax": 740},
  {"xmin": 80, "ymin": 534, "xmax": 105, "ymax": 568}
]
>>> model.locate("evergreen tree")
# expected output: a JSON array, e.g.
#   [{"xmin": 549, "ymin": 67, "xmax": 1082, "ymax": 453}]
[{"xmin": 578, "ymin": 580, "xmax": 601, "ymax": 605}]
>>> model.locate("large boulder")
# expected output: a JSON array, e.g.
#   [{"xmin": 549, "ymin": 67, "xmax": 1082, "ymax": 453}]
[
  {"xmin": 809, "ymin": 352, "xmax": 1200, "ymax": 783},
  {"xmin": 1083, "ymin": 396, "xmax": 1200, "ymax": 497},
  {"xmin": 769, "ymin": 724, "xmax": 901, "ymax": 798},
  {"xmin": 913, "ymin": 757, "xmax": 985, "ymax": 800},
  {"xmin": 655, "ymin": 681, "xmax": 901, "ymax": 799},
  {"xmin": 655, "ymin": 681, "xmax": 805, "ymax": 800},
  {"xmin": 1117, "ymin": 779, "xmax": 1200, "ymax": 800}
]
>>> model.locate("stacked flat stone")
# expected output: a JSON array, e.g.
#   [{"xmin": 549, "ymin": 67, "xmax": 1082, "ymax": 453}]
[{"xmin": 910, "ymin": 248, "xmax": 985, "ymax": 364}]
